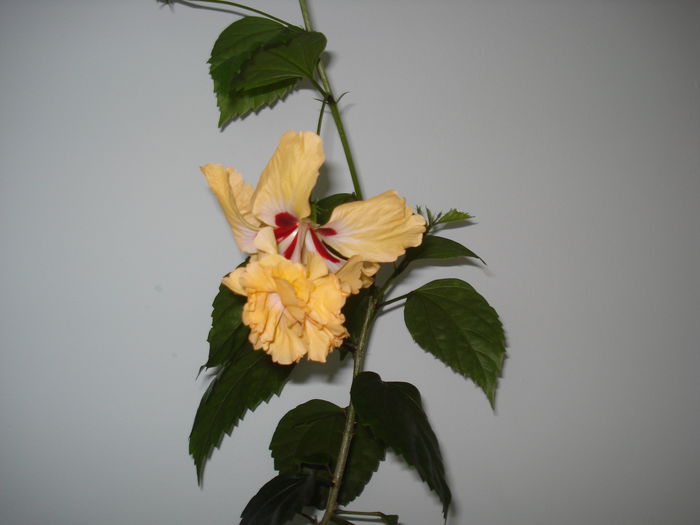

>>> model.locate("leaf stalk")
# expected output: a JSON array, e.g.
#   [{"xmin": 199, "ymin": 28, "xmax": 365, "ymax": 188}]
[{"xmin": 378, "ymin": 292, "xmax": 412, "ymax": 309}]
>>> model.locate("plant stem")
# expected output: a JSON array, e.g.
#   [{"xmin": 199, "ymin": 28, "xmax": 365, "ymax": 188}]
[
  {"xmin": 298, "ymin": 0, "xmax": 364, "ymax": 200},
  {"xmin": 324, "ymin": 95, "xmax": 364, "ymax": 199},
  {"xmin": 335, "ymin": 510, "xmax": 395, "ymax": 525},
  {"xmin": 297, "ymin": 3, "xmax": 382, "ymax": 522},
  {"xmin": 177, "ymin": 0, "xmax": 298, "ymax": 27},
  {"xmin": 378, "ymin": 292, "xmax": 411, "ymax": 309},
  {"xmin": 319, "ymin": 294, "xmax": 378, "ymax": 525},
  {"xmin": 376, "ymin": 258, "xmax": 411, "ymax": 301},
  {"xmin": 298, "ymin": 0, "xmax": 314, "ymax": 32},
  {"xmin": 316, "ymin": 98, "xmax": 327, "ymax": 135},
  {"xmin": 335, "ymin": 510, "xmax": 384, "ymax": 516}
]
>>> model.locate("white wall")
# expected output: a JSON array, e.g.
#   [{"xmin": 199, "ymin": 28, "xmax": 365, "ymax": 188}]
[{"xmin": 1, "ymin": 1, "xmax": 698, "ymax": 524}]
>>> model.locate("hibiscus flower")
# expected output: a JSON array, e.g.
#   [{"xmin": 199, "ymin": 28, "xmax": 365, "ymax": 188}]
[
  {"xmin": 202, "ymin": 130, "xmax": 426, "ymax": 363},
  {"xmin": 201, "ymin": 130, "xmax": 425, "ymax": 282},
  {"xmin": 223, "ymin": 229, "xmax": 351, "ymax": 364}
]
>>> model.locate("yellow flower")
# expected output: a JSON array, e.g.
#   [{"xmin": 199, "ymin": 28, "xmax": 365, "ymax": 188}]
[
  {"xmin": 223, "ymin": 229, "xmax": 349, "ymax": 364},
  {"xmin": 201, "ymin": 131, "xmax": 426, "ymax": 287},
  {"xmin": 203, "ymin": 131, "xmax": 427, "ymax": 363}
]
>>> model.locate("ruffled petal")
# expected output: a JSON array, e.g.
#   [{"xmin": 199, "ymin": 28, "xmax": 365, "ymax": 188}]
[
  {"xmin": 222, "ymin": 268, "xmax": 246, "ymax": 296},
  {"xmin": 201, "ymin": 164, "xmax": 260, "ymax": 253},
  {"xmin": 321, "ymin": 191, "xmax": 426, "ymax": 262},
  {"xmin": 252, "ymin": 130, "xmax": 324, "ymax": 225},
  {"xmin": 226, "ymin": 252, "xmax": 348, "ymax": 365},
  {"xmin": 335, "ymin": 256, "xmax": 377, "ymax": 294},
  {"xmin": 360, "ymin": 261, "xmax": 380, "ymax": 289}
]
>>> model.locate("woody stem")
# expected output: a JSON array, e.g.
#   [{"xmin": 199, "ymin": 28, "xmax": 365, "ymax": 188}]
[
  {"xmin": 298, "ymin": 2, "xmax": 372, "ymax": 522},
  {"xmin": 319, "ymin": 294, "xmax": 378, "ymax": 525}
]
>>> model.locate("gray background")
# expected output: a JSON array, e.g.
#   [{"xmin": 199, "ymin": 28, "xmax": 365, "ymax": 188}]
[{"xmin": 1, "ymin": 1, "xmax": 699, "ymax": 524}]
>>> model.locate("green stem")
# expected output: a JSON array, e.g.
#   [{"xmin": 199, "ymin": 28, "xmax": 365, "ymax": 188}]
[
  {"xmin": 325, "ymin": 95, "xmax": 363, "ymax": 199},
  {"xmin": 335, "ymin": 510, "xmax": 394, "ymax": 524},
  {"xmin": 297, "ymin": 3, "xmax": 375, "ymax": 522},
  {"xmin": 336, "ymin": 510, "xmax": 383, "ymax": 517},
  {"xmin": 179, "ymin": 0, "xmax": 298, "ymax": 27},
  {"xmin": 298, "ymin": 0, "xmax": 314, "ymax": 31},
  {"xmin": 316, "ymin": 98, "xmax": 327, "ymax": 135},
  {"xmin": 376, "ymin": 259, "xmax": 410, "ymax": 300},
  {"xmin": 298, "ymin": 0, "xmax": 364, "ymax": 200},
  {"xmin": 378, "ymin": 292, "xmax": 411, "ymax": 309},
  {"xmin": 318, "ymin": 256, "xmax": 416, "ymax": 523},
  {"xmin": 319, "ymin": 294, "xmax": 378, "ymax": 525}
]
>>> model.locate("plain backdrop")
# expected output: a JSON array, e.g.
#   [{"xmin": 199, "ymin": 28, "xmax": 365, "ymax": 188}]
[{"xmin": 1, "ymin": 1, "xmax": 699, "ymax": 524}]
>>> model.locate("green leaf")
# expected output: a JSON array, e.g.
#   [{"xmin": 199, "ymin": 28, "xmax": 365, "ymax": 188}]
[
  {"xmin": 236, "ymin": 31, "xmax": 327, "ymax": 90},
  {"xmin": 437, "ymin": 208, "xmax": 472, "ymax": 224},
  {"xmin": 190, "ymin": 346, "xmax": 294, "ymax": 483},
  {"xmin": 403, "ymin": 235, "xmax": 484, "ymax": 266},
  {"xmin": 240, "ymin": 471, "xmax": 316, "ymax": 525},
  {"xmin": 404, "ymin": 278, "xmax": 505, "ymax": 407},
  {"xmin": 204, "ymin": 284, "xmax": 249, "ymax": 369},
  {"xmin": 209, "ymin": 18, "xmax": 302, "ymax": 126},
  {"xmin": 207, "ymin": 17, "xmax": 326, "ymax": 126},
  {"xmin": 209, "ymin": 17, "xmax": 299, "ymax": 70},
  {"xmin": 420, "ymin": 207, "xmax": 473, "ymax": 232},
  {"xmin": 270, "ymin": 399, "xmax": 385, "ymax": 507},
  {"xmin": 351, "ymin": 372, "xmax": 451, "ymax": 518},
  {"xmin": 270, "ymin": 400, "xmax": 346, "ymax": 473},
  {"xmin": 313, "ymin": 192, "xmax": 357, "ymax": 225},
  {"xmin": 216, "ymin": 80, "xmax": 298, "ymax": 127}
]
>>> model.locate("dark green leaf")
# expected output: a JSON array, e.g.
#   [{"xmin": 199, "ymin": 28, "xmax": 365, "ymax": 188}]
[
  {"xmin": 209, "ymin": 18, "xmax": 301, "ymax": 126},
  {"xmin": 216, "ymin": 80, "xmax": 297, "ymax": 127},
  {"xmin": 240, "ymin": 471, "xmax": 316, "ymax": 525},
  {"xmin": 208, "ymin": 17, "xmax": 325, "ymax": 126},
  {"xmin": 190, "ymin": 346, "xmax": 294, "ymax": 483},
  {"xmin": 313, "ymin": 193, "xmax": 357, "ymax": 225},
  {"xmin": 209, "ymin": 17, "xmax": 300, "ymax": 70},
  {"xmin": 270, "ymin": 400, "xmax": 346, "ymax": 473},
  {"xmin": 270, "ymin": 399, "xmax": 385, "ymax": 508},
  {"xmin": 351, "ymin": 372, "xmax": 451, "ymax": 518},
  {"xmin": 383, "ymin": 515, "xmax": 399, "ymax": 525},
  {"xmin": 339, "ymin": 287, "xmax": 374, "ymax": 359},
  {"xmin": 404, "ymin": 278, "xmax": 505, "ymax": 407},
  {"xmin": 403, "ymin": 235, "xmax": 484, "ymax": 266},
  {"xmin": 236, "ymin": 31, "xmax": 327, "ymax": 90},
  {"xmin": 204, "ymin": 284, "xmax": 249, "ymax": 369}
]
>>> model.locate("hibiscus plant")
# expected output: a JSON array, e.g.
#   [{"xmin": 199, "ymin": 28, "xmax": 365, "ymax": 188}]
[{"xmin": 159, "ymin": 1, "xmax": 506, "ymax": 524}]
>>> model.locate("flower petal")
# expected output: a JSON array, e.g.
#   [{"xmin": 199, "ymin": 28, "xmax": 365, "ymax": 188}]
[
  {"xmin": 335, "ymin": 256, "xmax": 378, "ymax": 295},
  {"xmin": 252, "ymin": 130, "xmax": 324, "ymax": 225},
  {"xmin": 201, "ymin": 163, "xmax": 260, "ymax": 253},
  {"xmin": 225, "ymin": 252, "xmax": 348, "ymax": 365},
  {"xmin": 222, "ymin": 268, "xmax": 246, "ymax": 296},
  {"xmin": 321, "ymin": 191, "xmax": 426, "ymax": 262},
  {"xmin": 253, "ymin": 226, "xmax": 279, "ymax": 255}
]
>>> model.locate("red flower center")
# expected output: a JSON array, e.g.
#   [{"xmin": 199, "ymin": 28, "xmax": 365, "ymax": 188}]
[{"xmin": 273, "ymin": 212, "xmax": 340, "ymax": 263}]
